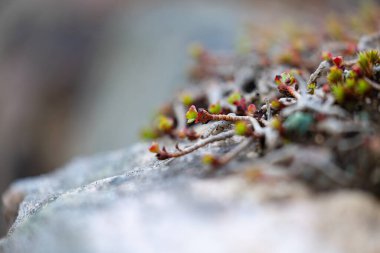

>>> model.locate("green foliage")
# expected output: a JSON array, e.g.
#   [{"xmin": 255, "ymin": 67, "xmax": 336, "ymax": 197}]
[
  {"xmin": 356, "ymin": 79, "xmax": 371, "ymax": 95},
  {"xmin": 235, "ymin": 121, "xmax": 249, "ymax": 136},
  {"xmin": 327, "ymin": 66, "xmax": 343, "ymax": 84},
  {"xmin": 358, "ymin": 50, "xmax": 380, "ymax": 77},
  {"xmin": 180, "ymin": 93, "xmax": 194, "ymax": 106},
  {"xmin": 270, "ymin": 100, "xmax": 281, "ymax": 110},
  {"xmin": 157, "ymin": 115, "xmax": 174, "ymax": 131},
  {"xmin": 208, "ymin": 103, "xmax": 222, "ymax": 114},
  {"xmin": 202, "ymin": 154, "xmax": 216, "ymax": 165},
  {"xmin": 270, "ymin": 117, "xmax": 282, "ymax": 130},
  {"xmin": 275, "ymin": 72, "xmax": 296, "ymax": 86},
  {"xmin": 345, "ymin": 78, "xmax": 356, "ymax": 89},
  {"xmin": 140, "ymin": 127, "xmax": 159, "ymax": 140},
  {"xmin": 346, "ymin": 70, "xmax": 357, "ymax": 79},
  {"xmin": 186, "ymin": 105, "xmax": 198, "ymax": 123},
  {"xmin": 330, "ymin": 77, "xmax": 371, "ymax": 104},
  {"xmin": 227, "ymin": 92, "xmax": 242, "ymax": 105},
  {"xmin": 307, "ymin": 83, "xmax": 316, "ymax": 94},
  {"xmin": 332, "ymin": 85, "xmax": 345, "ymax": 103}
]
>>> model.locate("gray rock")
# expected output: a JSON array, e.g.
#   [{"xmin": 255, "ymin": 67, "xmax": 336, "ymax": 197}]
[{"xmin": 1, "ymin": 142, "xmax": 380, "ymax": 253}]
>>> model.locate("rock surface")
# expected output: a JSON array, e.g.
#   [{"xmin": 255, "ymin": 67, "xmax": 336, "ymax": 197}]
[{"xmin": 1, "ymin": 142, "xmax": 380, "ymax": 253}]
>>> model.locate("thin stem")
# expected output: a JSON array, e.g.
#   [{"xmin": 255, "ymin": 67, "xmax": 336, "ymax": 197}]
[
  {"xmin": 278, "ymin": 84, "xmax": 301, "ymax": 100},
  {"xmin": 197, "ymin": 109, "xmax": 253, "ymax": 123},
  {"xmin": 294, "ymin": 73, "xmax": 307, "ymax": 96},
  {"xmin": 157, "ymin": 130, "xmax": 235, "ymax": 159},
  {"xmin": 210, "ymin": 114, "xmax": 252, "ymax": 122},
  {"xmin": 364, "ymin": 77, "xmax": 380, "ymax": 90},
  {"xmin": 201, "ymin": 121, "xmax": 232, "ymax": 139},
  {"xmin": 344, "ymin": 59, "xmax": 357, "ymax": 67},
  {"xmin": 265, "ymin": 98, "xmax": 272, "ymax": 120},
  {"xmin": 215, "ymin": 138, "xmax": 254, "ymax": 167},
  {"xmin": 278, "ymin": 97, "xmax": 297, "ymax": 106},
  {"xmin": 212, "ymin": 114, "xmax": 251, "ymax": 122},
  {"xmin": 307, "ymin": 60, "xmax": 331, "ymax": 85}
]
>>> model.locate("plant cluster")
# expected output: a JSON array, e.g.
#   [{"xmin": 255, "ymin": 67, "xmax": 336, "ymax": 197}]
[{"xmin": 141, "ymin": 5, "xmax": 380, "ymax": 195}]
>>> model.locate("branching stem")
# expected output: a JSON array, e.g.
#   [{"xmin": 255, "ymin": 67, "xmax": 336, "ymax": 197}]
[
  {"xmin": 307, "ymin": 60, "xmax": 331, "ymax": 85},
  {"xmin": 214, "ymin": 138, "xmax": 254, "ymax": 167},
  {"xmin": 197, "ymin": 109, "xmax": 253, "ymax": 123},
  {"xmin": 364, "ymin": 77, "xmax": 380, "ymax": 90},
  {"xmin": 201, "ymin": 121, "xmax": 232, "ymax": 139},
  {"xmin": 157, "ymin": 130, "xmax": 235, "ymax": 160}
]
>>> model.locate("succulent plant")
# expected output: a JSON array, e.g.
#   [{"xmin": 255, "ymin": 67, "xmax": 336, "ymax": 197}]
[{"xmin": 141, "ymin": 8, "xmax": 380, "ymax": 196}]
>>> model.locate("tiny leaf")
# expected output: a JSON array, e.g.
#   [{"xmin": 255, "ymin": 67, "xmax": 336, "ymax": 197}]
[
  {"xmin": 332, "ymin": 85, "xmax": 345, "ymax": 103},
  {"xmin": 158, "ymin": 115, "xmax": 174, "ymax": 131},
  {"xmin": 327, "ymin": 66, "xmax": 343, "ymax": 84},
  {"xmin": 208, "ymin": 102, "xmax": 222, "ymax": 114},
  {"xmin": 186, "ymin": 105, "xmax": 198, "ymax": 123},
  {"xmin": 180, "ymin": 93, "xmax": 194, "ymax": 106},
  {"xmin": 332, "ymin": 56, "xmax": 343, "ymax": 67},
  {"xmin": 149, "ymin": 142, "xmax": 160, "ymax": 153},
  {"xmin": 188, "ymin": 42, "xmax": 204, "ymax": 60},
  {"xmin": 202, "ymin": 154, "xmax": 217, "ymax": 166},
  {"xmin": 227, "ymin": 92, "xmax": 242, "ymax": 105},
  {"xmin": 247, "ymin": 104, "xmax": 257, "ymax": 115},
  {"xmin": 235, "ymin": 121, "xmax": 249, "ymax": 136},
  {"xmin": 322, "ymin": 51, "xmax": 333, "ymax": 61}
]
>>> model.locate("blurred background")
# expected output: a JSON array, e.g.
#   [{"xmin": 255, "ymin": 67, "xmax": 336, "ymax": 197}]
[{"xmin": 0, "ymin": 0, "xmax": 373, "ymax": 233}]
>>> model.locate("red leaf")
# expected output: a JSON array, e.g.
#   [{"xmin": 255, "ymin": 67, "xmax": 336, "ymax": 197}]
[{"xmin": 332, "ymin": 56, "xmax": 343, "ymax": 67}]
